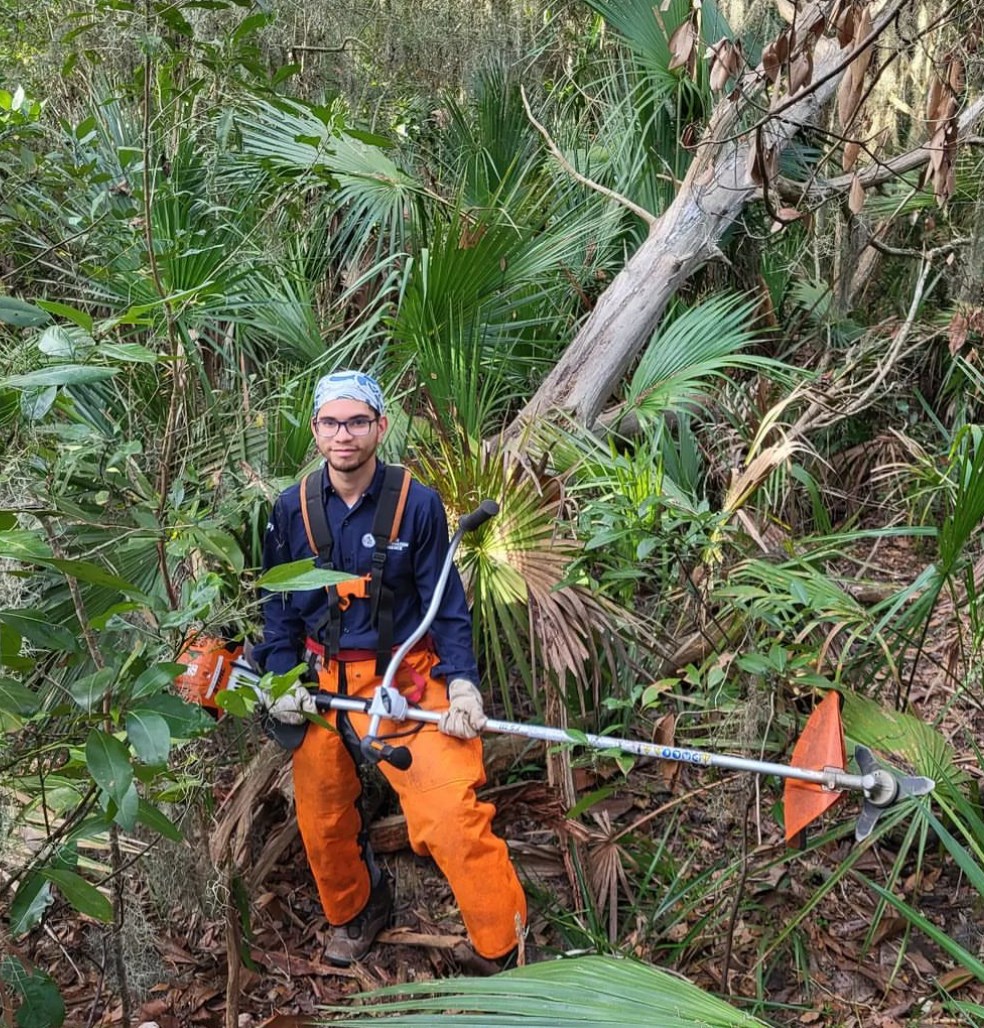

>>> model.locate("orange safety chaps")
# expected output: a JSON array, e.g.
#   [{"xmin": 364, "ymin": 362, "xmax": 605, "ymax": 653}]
[{"xmin": 291, "ymin": 646, "xmax": 527, "ymax": 960}]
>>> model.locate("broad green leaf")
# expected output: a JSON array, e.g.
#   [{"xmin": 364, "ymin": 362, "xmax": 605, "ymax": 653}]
[
  {"xmin": 35, "ymin": 300, "xmax": 93, "ymax": 332},
  {"xmin": 46, "ymin": 558, "xmax": 146, "ymax": 598},
  {"xmin": 215, "ymin": 686, "xmax": 255, "ymax": 717},
  {"xmin": 2, "ymin": 366, "xmax": 118, "ymax": 388},
  {"xmin": 0, "ymin": 624, "xmax": 32, "ymax": 672},
  {"xmin": 130, "ymin": 664, "xmax": 176, "ymax": 700},
  {"xmin": 37, "ymin": 325, "xmax": 93, "ymax": 358},
  {"xmin": 68, "ymin": 668, "xmax": 115, "ymax": 711},
  {"xmin": 20, "ymin": 386, "xmax": 57, "ymax": 421},
  {"xmin": 125, "ymin": 709, "xmax": 171, "ymax": 764},
  {"xmin": 136, "ymin": 692, "xmax": 215, "ymax": 738},
  {"xmin": 194, "ymin": 530, "xmax": 243, "ymax": 571},
  {"xmin": 41, "ymin": 869, "xmax": 113, "ymax": 922},
  {"xmin": 9, "ymin": 874, "xmax": 53, "ymax": 936},
  {"xmin": 111, "ymin": 780, "xmax": 139, "ymax": 830},
  {"xmin": 257, "ymin": 558, "xmax": 352, "ymax": 591},
  {"xmin": 0, "ymin": 610, "xmax": 78, "ymax": 653},
  {"xmin": 233, "ymin": 9, "xmax": 273, "ymax": 41},
  {"xmin": 89, "ymin": 601, "xmax": 143, "ymax": 630},
  {"xmin": 84, "ymin": 728, "xmax": 134, "ymax": 804},
  {"xmin": 0, "ymin": 531, "xmax": 52, "ymax": 560},
  {"xmin": 136, "ymin": 798, "xmax": 182, "ymax": 842},
  {"xmin": 99, "ymin": 342, "xmax": 160, "ymax": 363},
  {"xmin": 0, "ymin": 297, "xmax": 50, "ymax": 327},
  {"xmin": 0, "ymin": 957, "xmax": 66, "ymax": 1028},
  {"xmin": 0, "ymin": 677, "xmax": 38, "ymax": 714}
]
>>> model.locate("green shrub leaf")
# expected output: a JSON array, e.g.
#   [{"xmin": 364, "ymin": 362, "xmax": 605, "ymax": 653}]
[
  {"xmin": 42, "ymin": 869, "xmax": 113, "ymax": 922},
  {"xmin": 84, "ymin": 728, "xmax": 134, "ymax": 803},
  {"xmin": 9, "ymin": 874, "xmax": 53, "ymax": 936},
  {"xmin": 126, "ymin": 709, "xmax": 171, "ymax": 764},
  {"xmin": 0, "ymin": 956, "xmax": 65, "ymax": 1028},
  {"xmin": 0, "ymin": 677, "xmax": 39, "ymax": 714},
  {"xmin": 0, "ymin": 297, "xmax": 50, "ymax": 327},
  {"xmin": 136, "ymin": 798, "xmax": 183, "ymax": 842},
  {"xmin": 257, "ymin": 558, "xmax": 352, "ymax": 591},
  {"xmin": 0, "ymin": 610, "xmax": 78, "ymax": 653},
  {"xmin": 68, "ymin": 668, "xmax": 115, "ymax": 711}
]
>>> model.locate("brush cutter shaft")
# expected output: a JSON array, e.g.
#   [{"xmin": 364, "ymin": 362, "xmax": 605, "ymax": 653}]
[
  {"xmin": 480, "ymin": 718, "xmax": 874, "ymax": 792},
  {"xmin": 304, "ymin": 695, "xmax": 871, "ymax": 791}
]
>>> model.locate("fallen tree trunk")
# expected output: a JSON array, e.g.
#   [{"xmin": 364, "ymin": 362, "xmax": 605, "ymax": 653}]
[{"xmin": 510, "ymin": 38, "xmax": 846, "ymax": 428}]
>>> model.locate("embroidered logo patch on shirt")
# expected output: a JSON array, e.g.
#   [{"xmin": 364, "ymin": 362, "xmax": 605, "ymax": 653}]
[{"xmin": 361, "ymin": 533, "xmax": 376, "ymax": 548}]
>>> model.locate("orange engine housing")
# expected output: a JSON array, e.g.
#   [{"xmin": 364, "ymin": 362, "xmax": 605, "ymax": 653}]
[{"xmin": 175, "ymin": 636, "xmax": 245, "ymax": 715}]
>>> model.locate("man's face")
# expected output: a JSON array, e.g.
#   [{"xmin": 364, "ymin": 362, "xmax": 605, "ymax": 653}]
[{"xmin": 311, "ymin": 398, "xmax": 387, "ymax": 473}]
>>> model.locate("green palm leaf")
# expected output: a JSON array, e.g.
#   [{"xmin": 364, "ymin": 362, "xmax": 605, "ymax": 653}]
[
  {"xmin": 327, "ymin": 953, "xmax": 768, "ymax": 1026},
  {"xmin": 236, "ymin": 97, "xmax": 423, "ymax": 264},
  {"xmin": 623, "ymin": 293, "xmax": 787, "ymax": 423}
]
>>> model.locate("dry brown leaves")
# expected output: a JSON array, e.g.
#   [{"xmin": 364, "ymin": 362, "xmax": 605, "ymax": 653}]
[{"xmin": 924, "ymin": 52, "xmax": 964, "ymax": 207}]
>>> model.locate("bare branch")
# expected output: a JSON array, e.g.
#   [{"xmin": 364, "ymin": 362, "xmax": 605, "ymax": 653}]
[{"xmin": 519, "ymin": 86, "xmax": 657, "ymax": 229}]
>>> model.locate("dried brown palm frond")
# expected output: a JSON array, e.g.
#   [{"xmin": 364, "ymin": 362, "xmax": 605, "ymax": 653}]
[{"xmin": 209, "ymin": 742, "xmax": 295, "ymax": 889}]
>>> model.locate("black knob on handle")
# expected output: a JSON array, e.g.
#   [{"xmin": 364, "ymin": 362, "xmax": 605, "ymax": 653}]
[
  {"xmin": 360, "ymin": 737, "xmax": 414, "ymax": 770},
  {"xmin": 386, "ymin": 745, "xmax": 413, "ymax": 771}
]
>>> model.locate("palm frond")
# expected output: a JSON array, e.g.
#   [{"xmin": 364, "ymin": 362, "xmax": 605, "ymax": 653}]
[
  {"xmin": 328, "ymin": 953, "xmax": 768, "ymax": 1026},
  {"xmin": 623, "ymin": 293, "xmax": 788, "ymax": 424}
]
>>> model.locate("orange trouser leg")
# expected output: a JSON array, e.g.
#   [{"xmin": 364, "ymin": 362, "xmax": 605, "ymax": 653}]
[
  {"xmin": 343, "ymin": 653, "xmax": 527, "ymax": 960},
  {"xmin": 291, "ymin": 662, "xmax": 374, "ymax": 927}
]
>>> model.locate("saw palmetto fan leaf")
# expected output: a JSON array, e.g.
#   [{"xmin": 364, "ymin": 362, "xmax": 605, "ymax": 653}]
[
  {"xmin": 327, "ymin": 953, "xmax": 768, "ymax": 1026},
  {"xmin": 410, "ymin": 431, "xmax": 625, "ymax": 716}
]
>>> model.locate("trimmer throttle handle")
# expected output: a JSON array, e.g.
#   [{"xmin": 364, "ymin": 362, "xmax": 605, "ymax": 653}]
[
  {"xmin": 360, "ymin": 737, "xmax": 413, "ymax": 770},
  {"xmin": 459, "ymin": 499, "xmax": 500, "ymax": 533}
]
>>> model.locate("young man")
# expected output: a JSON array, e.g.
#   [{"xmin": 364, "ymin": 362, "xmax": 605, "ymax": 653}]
[{"xmin": 252, "ymin": 369, "xmax": 526, "ymax": 967}]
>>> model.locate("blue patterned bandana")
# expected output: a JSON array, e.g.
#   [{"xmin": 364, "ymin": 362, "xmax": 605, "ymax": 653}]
[{"xmin": 312, "ymin": 370, "xmax": 385, "ymax": 417}]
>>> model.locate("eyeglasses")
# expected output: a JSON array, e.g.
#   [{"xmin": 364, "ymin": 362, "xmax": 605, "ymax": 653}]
[{"xmin": 313, "ymin": 415, "xmax": 378, "ymax": 437}]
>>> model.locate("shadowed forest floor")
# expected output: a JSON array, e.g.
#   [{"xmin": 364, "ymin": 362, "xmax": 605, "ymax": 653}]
[
  {"xmin": 14, "ymin": 545, "xmax": 984, "ymax": 1027},
  {"xmin": 22, "ymin": 737, "xmax": 984, "ymax": 1027}
]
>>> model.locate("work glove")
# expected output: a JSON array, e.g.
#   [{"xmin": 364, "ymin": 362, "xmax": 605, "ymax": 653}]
[
  {"xmin": 264, "ymin": 683, "xmax": 317, "ymax": 725},
  {"xmin": 438, "ymin": 679, "xmax": 487, "ymax": 740}
]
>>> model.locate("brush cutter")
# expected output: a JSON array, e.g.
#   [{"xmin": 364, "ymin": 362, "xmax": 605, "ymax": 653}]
[{"xmin": 177, "ymin": 500, "xmax": 934, "ymax": 844}]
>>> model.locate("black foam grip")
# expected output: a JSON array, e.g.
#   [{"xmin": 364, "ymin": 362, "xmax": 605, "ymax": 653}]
[
  {"xmin": 459, "ymin": 499, "xmax": 500, "ymax": 533},
  {"xmin": 387, "ymin": 745, "xmax": 413, "ymax": 771}
]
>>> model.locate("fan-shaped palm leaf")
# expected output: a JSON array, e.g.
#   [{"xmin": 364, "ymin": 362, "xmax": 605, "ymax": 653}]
[
  {"xmin": 235, "ymin": 97, "xmax": 424, "ymax": 267},
  {"xmin": 621, "ymin": 292, "xmax": 788, "ymax": 425},
  {"xmin": 407, "ymin": 428, "xmax": 626, "ymax": 715},
  {"xmin": 326, "ymin": 953, "xmax": 768, "ymax": 1026}
]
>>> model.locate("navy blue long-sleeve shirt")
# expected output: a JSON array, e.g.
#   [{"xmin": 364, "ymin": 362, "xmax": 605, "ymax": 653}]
[{"xmin": 252, "ymin": 461, "xmax": 480, "ymax": 684}]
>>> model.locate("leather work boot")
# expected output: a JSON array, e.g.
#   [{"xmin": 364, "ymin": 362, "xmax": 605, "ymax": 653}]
[{"xmin": 324, "ymin": 877, "xmax": 392, "ymax": 966}]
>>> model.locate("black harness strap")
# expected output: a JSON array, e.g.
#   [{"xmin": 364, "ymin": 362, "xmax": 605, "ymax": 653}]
[
  {"xmin": 301, "ymin": 464, "xmax": 411, "ymax": 673},
  {"xmin": 302, "ymin": 470, "xmax": 342, "ymax": 657},
  {"xmin": 368, "ymin": 464, "xmax": 410, "ymax": 675}
]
